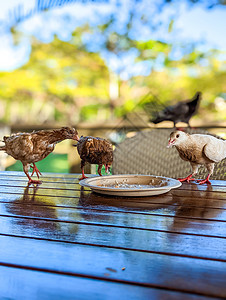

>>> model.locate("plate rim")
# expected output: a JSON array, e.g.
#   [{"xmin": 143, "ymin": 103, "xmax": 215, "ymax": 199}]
[{"xmin": 79, "ymin": 174, "xmax": 182, "ymax": 192}]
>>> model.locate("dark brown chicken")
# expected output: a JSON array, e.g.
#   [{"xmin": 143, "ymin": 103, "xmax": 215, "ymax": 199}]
[
  {"xmin": 0, "ymin": 127, "xmax": 79, "ymax": 184},
  {"xmin": 74, "ymin": 135, "xmax": 113, "ymax": 180}
]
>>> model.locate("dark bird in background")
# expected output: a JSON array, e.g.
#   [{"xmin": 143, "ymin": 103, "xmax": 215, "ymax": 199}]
[
  {"xmin": 0, "ymin": 127, "xmax": 79, "ymax": 184},
  {"xmin": 151, "ymin": 92, "xmax": 202, "ymax": 127},
  {"xmin": 74, "ymin": 134, "xmax": 113, "ymax": 180}
]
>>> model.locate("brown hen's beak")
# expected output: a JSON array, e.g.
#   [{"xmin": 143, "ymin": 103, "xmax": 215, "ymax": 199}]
[
  {"xmin": 167, "ymin": 139, "xmax": 175, "ymax": 148},
  {"xmin": 73, "ymin": 131, "xmax": 80, "ymax": 141}
]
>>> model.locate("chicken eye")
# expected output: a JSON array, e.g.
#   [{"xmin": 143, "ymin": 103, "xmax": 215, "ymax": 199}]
[{"xmin": 176, "ymin": 134, "xmax": 180, "ymax": 138}]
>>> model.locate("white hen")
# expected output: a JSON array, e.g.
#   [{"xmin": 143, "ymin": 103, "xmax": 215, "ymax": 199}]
[{"xmin": 167, "ymin": 130, "xmax": 226, "ymax": 184}]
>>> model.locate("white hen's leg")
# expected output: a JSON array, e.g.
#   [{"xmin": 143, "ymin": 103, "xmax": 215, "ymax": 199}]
[
  {"xmin": 191, "ymin": 163, "xmax": 200, "ymax": 177},
  {"xmin": 178, "ymin": 163, "xmax": 199, "ymax": 183},
  {"xmin": 197, "ymin": 163, "xmax": 214, "ymax": 185}
]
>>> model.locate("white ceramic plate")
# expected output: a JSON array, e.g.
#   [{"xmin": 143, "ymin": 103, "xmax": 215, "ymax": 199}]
[{"xmin": 79, "ymin": 174, "xmax": 181, "ymax": 197}]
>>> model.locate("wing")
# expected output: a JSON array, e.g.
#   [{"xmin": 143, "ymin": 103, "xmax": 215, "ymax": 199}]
[
  {"xmin": 167, "ymin": 102, "xmax": 189, "ymax": 116},
  {"xmin": 153, "ymin": 102, "xmax": 189, "ymax": 122},
  {"xmin": 203, "ymin": 138, "xmax": 226, "ymax": 162},
  {"xmin": 77, "ymin": 138, "xmax": 93, "ymax": 160},
  {"xmin": 96, "ymin": 140, "xmax": 113, "ymax": 164},
  {"xmin": 5, "ymin": 134, "xmax": 33, "ymax": 160}
]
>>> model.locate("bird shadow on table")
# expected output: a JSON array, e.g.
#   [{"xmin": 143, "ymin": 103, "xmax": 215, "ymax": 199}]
[
  {"xmin": 5, "ymin": 183, "xmax": 81, "ymax": 238},
  {"xmin": 5, "ymin": 183, "xmax": 59, "ymax": 232}
]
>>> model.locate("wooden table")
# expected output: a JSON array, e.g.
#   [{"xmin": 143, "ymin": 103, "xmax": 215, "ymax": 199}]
[{"xmin": 0, "ymin": 171, "xmax": 225, "ymax": 299}]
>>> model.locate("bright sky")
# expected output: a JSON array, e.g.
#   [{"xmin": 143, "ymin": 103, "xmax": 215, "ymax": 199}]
[{"xmin": 0, "ymin": 0, "xmax": 225, "ymax": 74}]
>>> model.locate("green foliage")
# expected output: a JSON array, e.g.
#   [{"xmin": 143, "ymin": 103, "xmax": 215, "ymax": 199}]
[
  {"xmin": 0, "ymin": 22, "xmax": 225, "ymax": 125},
  {"xmin": 0, "ymin": 30, "xmax": 109, "ymax": 124}
]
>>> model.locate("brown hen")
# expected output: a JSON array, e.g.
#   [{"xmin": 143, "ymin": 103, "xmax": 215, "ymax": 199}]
[
  {"xmin": 74, "ymin": 135, "xmax": 113, "ymax": 180},
  {"xmin": 0, "ymin": 127, "xmax": 79, "ymax": 184}
]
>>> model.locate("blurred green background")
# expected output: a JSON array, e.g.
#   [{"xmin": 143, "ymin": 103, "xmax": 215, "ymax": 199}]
[{"xmin": 6, "ymin": 153, "xmax": 69, "ymax": 173}]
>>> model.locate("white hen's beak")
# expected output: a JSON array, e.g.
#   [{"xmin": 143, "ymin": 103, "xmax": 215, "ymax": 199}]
[{"xmin": 167, "ymin": 138, "xmax": 175, "ymax": 148}]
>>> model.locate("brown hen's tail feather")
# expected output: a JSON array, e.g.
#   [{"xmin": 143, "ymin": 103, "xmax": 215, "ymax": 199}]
[{"xmin": 0, "ymin": 146, "xmax": 6, "ymax": 151}]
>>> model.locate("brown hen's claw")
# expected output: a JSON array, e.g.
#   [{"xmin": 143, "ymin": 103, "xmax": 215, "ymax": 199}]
[
  {"xmin": 28, "ymin": 179, "xmax": 42, "ymax": 185},
  {"xmin": 79, "ymin": 176, "xmax": 88, "ymax": 181},
  {"xmin": 79, "ymin": 168, "xmax": 88, "ymax": 180}
]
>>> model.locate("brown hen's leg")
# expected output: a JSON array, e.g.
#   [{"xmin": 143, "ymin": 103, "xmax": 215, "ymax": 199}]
[
  {"xmin": 97, "ymin": 165, "xmax": 103, "ymax": 176},
  {"xmin": 23, "ymin": 164, "xmax": 42, "ymax": 185},
  {"xmin": 178, "ymin": 174, "xmax": 195, "ymax": 183},
  {"xmin": 79, "ymin": 168, "xmax": 88, "ymax": 180},
  {"xmin": 31, "ymin": 163, "xmax": 42, "ymax": 178},
  {"xmin": 79, "ymin": 161, "xmax": 88, "ymax": 180}
]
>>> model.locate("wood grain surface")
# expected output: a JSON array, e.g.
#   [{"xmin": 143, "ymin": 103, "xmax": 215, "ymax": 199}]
[{"xmin": 0, "ymin": 171, "xmax": 225, "ymax": 299}]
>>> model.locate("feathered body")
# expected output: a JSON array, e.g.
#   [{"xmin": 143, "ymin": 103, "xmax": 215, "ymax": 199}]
[
  {"xmin": 167, "ymin": 130, "xmax": 226, "ymax": 184},
  {"xmin": 152, "ymin": 92, "xmax": 202, "ymax": 127},
  {"xmin": 75, "ymin": 135, "xmax": 113, "ymax": 180},
  {"xmin": 0, "ymin": 127, "xmax": 79, "ymax": 184}
]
